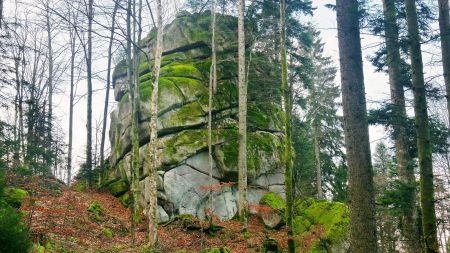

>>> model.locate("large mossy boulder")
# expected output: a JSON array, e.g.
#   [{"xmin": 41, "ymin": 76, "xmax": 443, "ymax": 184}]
[
  {"xmin": 257, "ymin": 193, "xmax": 349, "ymax": 253},
  {"xmin": 107, "ymin": 11, "xmax": 285, "ymax": 221}
]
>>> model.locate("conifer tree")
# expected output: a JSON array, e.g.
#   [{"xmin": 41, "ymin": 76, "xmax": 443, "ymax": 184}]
[
  {"xmin": 280, "ymin": 0, "xmax": 295, "ymax": 251},
  {"xmin": 404, "ymin": 0, "xmax": 438, "ymax": 251},
  {"xmin": 336, "ymin": 0, "xmax": 377, "ymax": 251},
  {"xmin": 381, "ymin": 0, "xmax": 420, "ymax": 251}
]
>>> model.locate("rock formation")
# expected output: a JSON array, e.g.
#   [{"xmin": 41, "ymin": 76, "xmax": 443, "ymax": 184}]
[{"xmin": 105, "ymin": 12, "xmax": 285, "ymax": 222}]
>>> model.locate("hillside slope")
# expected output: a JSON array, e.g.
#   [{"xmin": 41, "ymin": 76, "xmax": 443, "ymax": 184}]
[{"xmin": 16, "ymin": 176, "xmax": 289, "ymax": 252}]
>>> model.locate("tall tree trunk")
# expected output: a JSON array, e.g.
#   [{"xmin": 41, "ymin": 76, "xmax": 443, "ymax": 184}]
[
  {"xmin": 439, "ymin": 0, "xmax": 450, "ymax": 125},
  {"xmin": 147, "ymin": 0, "xmax": 162, "ymax": 246},
  {"xmin": 46, "ymin": 1, "xmax": 53, "ymax": 171},
  {"xmin": 100, "ymin": 0, "xmax": 119, "ymax": 184},
  {"xmin": 335, "ymin": 0, "xmax": 377, "ymax": 252},
  {"xmin": 68, "ymin": 28, "xmax": 75, "ymax": 186},
  {"xmin": 382, "ymin": 0, "xmax": 421, "ymax": 251},
  {"xmin": 280, "ymin": 0, "xmax": 295, "ymax": 252},
  {"xmin": 130, "ymin": 0, "xmax": 143, "ymax": 245},
  {"xmin": 86, "ymin": 0, "xmax": 94, "ymax": 186},
  {"xmin": 208, "ymin": 0, "xmax": 217, "ymax": 223},
  {"xmin": 313, "ymin": 125, "xmax": 322, "ymax": 199},
  {"xmin": 404, "ymin": 0, "xmax": 438, "ymax": 251},
  {"xmin": 237, "ymin": 0, "xmax": 248, "ymax": 229}
]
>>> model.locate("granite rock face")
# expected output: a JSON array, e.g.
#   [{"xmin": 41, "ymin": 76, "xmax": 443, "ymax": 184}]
[{"xmin": 106, "ymin": 12, "xmax": 285, "ymax": 221}]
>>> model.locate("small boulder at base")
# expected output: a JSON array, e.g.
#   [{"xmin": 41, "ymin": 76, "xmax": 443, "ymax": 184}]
[{"xmin": 259, "ymin": 192, "xmax": 285, "ymax": 229}]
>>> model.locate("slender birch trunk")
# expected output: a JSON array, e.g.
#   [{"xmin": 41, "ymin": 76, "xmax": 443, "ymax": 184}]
[
  {"xmin": 208, "ymin": 0, "xmax": 217, "ymax": 223},
  {"xmin": 404, "ymin": 0, "xmax": 438, "ymax": 251},
  {"xmin": 382, "ymin": 0, "xmax": 421, "ymax": 251},
  {"xmin": 237, "ymin": 0, "xmax": 248, "ymax": 230},
  {"xmin": 147, "ymin": 0, "xmax": 162, "ymax": 246},
  {"xmin": 336, "ymin": 0, "xmax": 377, "ymax": 252}
]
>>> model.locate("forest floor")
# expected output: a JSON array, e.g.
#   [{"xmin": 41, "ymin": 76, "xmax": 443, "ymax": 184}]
[{"xmin": 11, "ymin": 175, "xmax": 289, "ymax": 252}]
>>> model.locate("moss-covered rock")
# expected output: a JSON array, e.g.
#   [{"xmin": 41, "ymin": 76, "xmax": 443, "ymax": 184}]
[
  {"xmin": 107, "ymin": 179, "xmax": 129, "ymax": 197},
  {"xmin": 294, "ymin": 198, "xmax": 349, "ymax": 252},
  {"xmin": 118, "ymin": 192, "xmax": 130, "ymax": 208},
  {"xmin": 260, "ymin": 192, "xmax": 286, "ymax": 211},
  {"xmin": 259, "ymin": 192, "xmax": 285, "ymax": 229}
]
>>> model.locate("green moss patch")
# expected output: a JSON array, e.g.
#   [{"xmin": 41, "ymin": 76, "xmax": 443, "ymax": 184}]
[
  {"xmin": 103, "ymin": 227, "xmax": 114, "ymax": 238},
  {"xmin": 160, "ymin": 62, "xmax": 203, "ymax": 80},
  {"xmin": 260, "ymin": 192, "xmax": 285, "ymax": 211},
  {"xmin": 118, "ymin": 192, "xmax": 130, "ymax": 208},
  {"xmin": 4, "ymin": 188, "xmax": 28, "ymax": 208},
  {"xmin": 87, "ymin": 201, "xmax": 103, "ymax": 222},
  {"xmin": 107, "ymin": 179, "xmax": 129, "ymax": 197}
]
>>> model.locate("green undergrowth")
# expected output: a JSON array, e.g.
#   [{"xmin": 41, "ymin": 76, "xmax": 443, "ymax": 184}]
[{"xmin": 87, "ymin": 200, "xmax": 103, "ymax": 222}]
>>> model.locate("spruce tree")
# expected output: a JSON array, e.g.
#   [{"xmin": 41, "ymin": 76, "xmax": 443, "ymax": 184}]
[{"xmin": 336, "ymin": 0, "xmax": 377, "ymax": 251}]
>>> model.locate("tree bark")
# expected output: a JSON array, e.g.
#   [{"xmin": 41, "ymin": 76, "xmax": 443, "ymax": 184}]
[
  {"xmin": 130, "ymin": 0, "xmax": 143, "ymax": 245},
  {"xmin": 404, "ymin": 0, "xmax": 438, "ymax": 251},
  {"xmin": 127, "ymin": 0, "xmax": 137, "ymax": 244},
  {"xmin": 208, "ymin": 0, "xmax": 217, "ymax": 222},
  {"xmin": 147, "ymin": 0, "xmax": 162, "ymax": 246},
  {"xmin": 439, "ymin": 0, "xmax": 450, "ymax": 125},
  {"xmin": 382, "ymin": 0, "xmax": 421, "ymax": 251},
  {"xmin": 46, "ymin": 0, "xmax": 53, "ymax": 171},
  {"xmin": 68, "ymin": 28, "xmax": 75, "ymax": 186},
  {"xmin": 335, "ymin": 0, "xmax": 377, "ymax": 252},
  {"xmin": 280, "ymin": 0, "xmax": 295, "ymax": 252},
  {"xmin": 86, "ymin": 0, "xmax": 94, "ymax": 186},
  {"xmin": 237, "ymin": 0, "xmax": 248, "ymax": 229}
]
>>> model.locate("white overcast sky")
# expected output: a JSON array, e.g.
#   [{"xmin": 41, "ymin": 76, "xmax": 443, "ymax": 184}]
[{"xmin": 3, "ymin": 0, "xmax": 446, "ymax": 178}]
